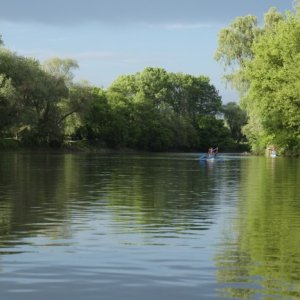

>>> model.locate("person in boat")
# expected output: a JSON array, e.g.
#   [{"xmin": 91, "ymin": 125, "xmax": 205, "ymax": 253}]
[
  {"xmin": 270, "ymin": 146, "xmax": 276, "ymax": 157},
  {"xmin": 208, "ymin": 147, "xmax": 218, "ymax": 158}
]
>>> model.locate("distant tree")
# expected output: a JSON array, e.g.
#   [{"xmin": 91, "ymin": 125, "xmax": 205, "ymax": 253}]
[
  {"xmin": 42, "ymin": 57, "xmax": 79, "ymax": 86},
  {"xmin": 196, "ymin": 116, "xmax": 233, "ymax": 150},
  {"xmin": 169, "ymin": 73, "xmax": 222, "ymax": 122},
  {"xmin": 106, "ymin": 67, "xmax": 223, "ymax": 150},
  {"xmin": 222, "ymin": 102, "xmax": 247, "ymax": 143},
  {"xmin": 0, "ymin": 75, "xmax": 19, "ymax": 136}
]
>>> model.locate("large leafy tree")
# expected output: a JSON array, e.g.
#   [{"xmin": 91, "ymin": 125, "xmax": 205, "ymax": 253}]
[
  {"xmin": 0, "ymin": 51, "xmax": 101, "ymax": 146},
  {"xmin": 214, "ymin": 14, "xmax": 260, "ymax": 95},
  {"xmin": 215, "ymin": 8, "xmax": 283, "ymax": 95},
  {"xmin": 42, "ymin": 58, "xmax": 97, "ymax": 140},
  {"xmin": 0, "ymin": 49, "xmax": 69, "ymax": 144},
  {"xmin": 169, "ymin": 73, "xmax": 222, "ymax": 121},
  {"xmin": 243, "ymin": 12, "xmax": 300, "ymax": 152},
  {"xmin": 105, "ymin": 67, "xmax": 223, "ymax": 150},
  {"xmin": 215, "ymin": 5, "xmax": 300, "ymax": 154}
]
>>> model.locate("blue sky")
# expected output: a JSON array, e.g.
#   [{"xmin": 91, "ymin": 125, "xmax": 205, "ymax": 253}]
[{"xmin": 0, "ymin": 0, "xmax": 294, "ymax": 103}]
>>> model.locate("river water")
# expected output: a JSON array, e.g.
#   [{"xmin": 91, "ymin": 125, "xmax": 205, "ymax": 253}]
[{"xmin": 0, "ymin": 152, "xmax": 299, "ymax": 299}]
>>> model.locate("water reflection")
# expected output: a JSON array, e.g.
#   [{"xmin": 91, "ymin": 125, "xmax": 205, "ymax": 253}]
[
  {"xmin": 0, "ymin": 153, "xmax": 222, "ymax": 241},
  {"xmin": 215, "ymin": 156, "xmax": 300, "ymax": 299},
  {"xmin": 1, "ymin": 152, "xmax": 299, "ymax": 299},
  {"xmin": 0, "ymin": 152, "xmax": 229, "ymax": 299}
]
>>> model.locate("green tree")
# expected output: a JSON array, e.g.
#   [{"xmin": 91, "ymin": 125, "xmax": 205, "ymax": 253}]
[
  {"xmin": 215, "ymin": 8, "xmax": 283, "ymax": 95},
  {"xmin": 222, "ymin": 102, "xmax": 247, "ymax": 143},
  {"xmin": 196, "ymin": 115, "xmax": 233, "ymax": 150},
  {"xmin": 214, "ymin": 14, "xmax": 261, "ymax": 94},
  {"xmin": 0, "ymin": 49, "xmax": 68, "ymax": 145},
  {"xmin": 106, "ymin": 67, "xmax": 223, "ymax": 150},
  {"xmin": 42, "ymin": 57, "xmax": 79, "ymax": 86},
  {"xmin": 215, "ymin": 5, "xmax": 300, "ymax": 154},
  {"xmin": 0, "ymin": 75, "xmax": 19, "ymax": 136},
  {"xmin": 243, "ymin": 11, "xmax": 300, "ymax": 153},
  {"xmin": 169, "ymin": 73, "xmax": 222, "ymax": 121}
]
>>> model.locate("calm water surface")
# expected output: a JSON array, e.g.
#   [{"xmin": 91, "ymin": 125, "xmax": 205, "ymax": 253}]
[{"xmin": 0, "ymin": 152, "xmax": 299, "ymax": 299}]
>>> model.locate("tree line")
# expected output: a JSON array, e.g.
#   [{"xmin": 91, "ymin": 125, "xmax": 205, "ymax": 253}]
[
  {"xmin": 1, "ymin": 3, "xmax": 299, "ymax": 155},
  {"xmin": 0, "ymin": 40, "xmax": 246, "ymax": 151}
]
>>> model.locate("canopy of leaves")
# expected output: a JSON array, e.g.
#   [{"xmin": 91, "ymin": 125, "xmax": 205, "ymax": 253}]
[
  {"xmin": 222, "ymin": 102, "xmax": 247, "ymax": 143},
  {"xmin": 215, "ymin": 5, "xmax": 300, "ymax": 154},
  {"xmin": 77, "ymin": 67, "xmax": 227, "ymax": 151},
  {"xmin": 243, "ymin": 12, "xmax": 300, "ymax": 152},
  {"xmin": 0, "ymin": 49, "xmax": 232, "ymax": 151}
]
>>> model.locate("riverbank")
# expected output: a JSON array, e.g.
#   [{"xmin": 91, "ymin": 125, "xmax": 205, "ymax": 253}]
[
  {"xmin": 0, "ymin": 138, "xmax": 141, "ymax": 154},
  {"xmin": 0, "ymin": 138, "xmax": 258, "ymax": 155}
]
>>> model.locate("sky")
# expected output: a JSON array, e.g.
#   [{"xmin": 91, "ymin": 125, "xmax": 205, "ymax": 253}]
[{"xmin": 0, "ymin": 0, "xmax": 294, "ymax": 103}]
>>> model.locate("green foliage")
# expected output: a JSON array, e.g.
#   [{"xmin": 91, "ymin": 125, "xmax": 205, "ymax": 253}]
[
  {"xmin": 196, "ymin": 115, "xmax": 234, "ymax": 150},
  {"xmin": 243, "ymin": 11, "xmax": 300, "ymax": 152},
  {"xmin": 0, "ymin": 46, "xmax": 230, "ymax": 151},
  {"xmin": 168, "ymin": 73, "xmax": 222, "ymax": 121},
  {"xmin": 0, "ymin": 49, "xmax": 69, "ymax": 145},
  {"xmin": 103, "ymin": 67, "xmax": 224, "ymax": 150},
  {"xmin": 42, "ymin": 57, "xmax": 79, "ymax": 86},
  {"xmin": 0, "ymin": 75, "xmax": 19, "ymax": 136},
  {"xmin": 215, "ymin": 15, "xmax": 260, "ymax": 67},
  {"xmin": 222, "ymin": 102, "xmax": 248, "ymax": 143},
  {"xmin": 216, "ymin": 5, "xmax": 300, "ymax": 155}
]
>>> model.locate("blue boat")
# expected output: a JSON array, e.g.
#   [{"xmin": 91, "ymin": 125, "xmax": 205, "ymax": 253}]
[{"xmin": 199, "ymin": 154, "xmax": 218, "ymax": 161}]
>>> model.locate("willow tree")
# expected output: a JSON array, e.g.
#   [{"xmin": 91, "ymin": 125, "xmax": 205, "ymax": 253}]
[
  {"xmin": 215, "ymin": 7, "xmax": 284, "ymax": 95},
  {"xmin": 214, "ymin": 6, "xmax": 300, "ymax": 154},
  {"xmin": 42, "ymin": 57, "xmax": 98, "ymax": 142},
  {"xmin": 214, "ymin": 14, "xmax": 261, "ymax": 96},
  {"xmin": 42, "ymin": 57, "xmax": 79, "ymax": 86},
  {"xmin": 243, "ymin": 12, "xmax": 300, "ymax": 153},
  {"xmin": 0, "ymin": 49, "xmax": 69, "ymax": 144}
]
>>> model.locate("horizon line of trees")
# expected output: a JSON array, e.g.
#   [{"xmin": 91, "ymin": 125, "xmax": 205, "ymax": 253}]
[
  {"xmin": 0, "ymin": 40, "xmax": 247, "ymax": 152},
  {"xmin": 1, "ymin": 3, "xmax": 300, "ymax": 155}
]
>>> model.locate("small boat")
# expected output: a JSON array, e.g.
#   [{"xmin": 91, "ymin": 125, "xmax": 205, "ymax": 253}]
[
  {"xmin": 270, "ymin": 150, "xmax": 277, "ymax": 158},
  {"xmin": 199, "ymin": 154, "xmax": 217, "ymax": 161}
]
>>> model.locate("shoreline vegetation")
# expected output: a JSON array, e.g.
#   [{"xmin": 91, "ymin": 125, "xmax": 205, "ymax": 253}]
[
  {"xmin": 0, "ymin": 137, "xmax": 249, "ymax": 154},
  {"xmin": 0, "ymin": 3, "xmax": 299, "ymax": 156}
]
